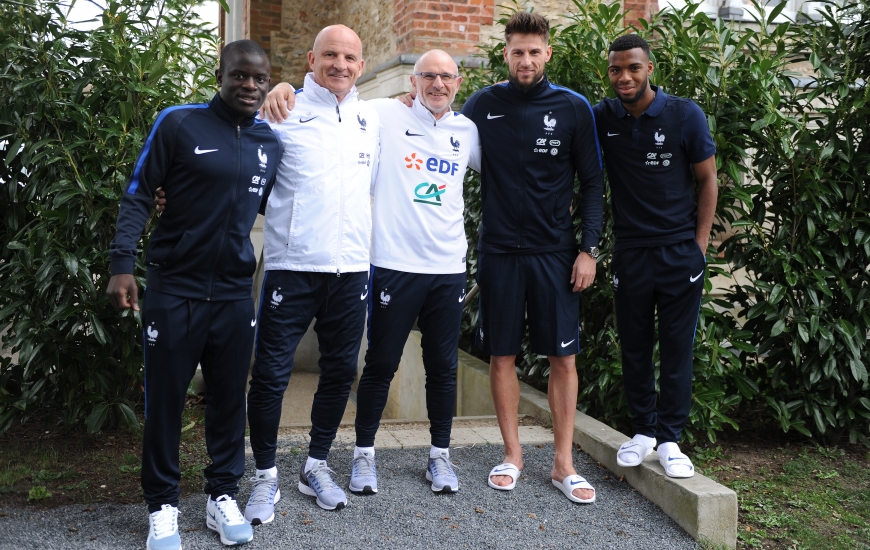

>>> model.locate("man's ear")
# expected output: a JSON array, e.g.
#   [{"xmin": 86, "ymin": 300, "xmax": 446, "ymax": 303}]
[
  {"xmin": 410, "ymin": 75, "xmax": 418, "ymax": 94},
  {"xmin": 215, "ymin": 69, "xmax": 223, "ymax": 86}
]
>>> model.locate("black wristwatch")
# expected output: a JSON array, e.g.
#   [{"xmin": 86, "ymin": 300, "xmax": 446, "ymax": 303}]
[{"xmin": 580, "ymin": 246, "xmax": 600, "ymax": 259}]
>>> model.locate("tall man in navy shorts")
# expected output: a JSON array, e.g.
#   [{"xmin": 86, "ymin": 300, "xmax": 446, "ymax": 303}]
[
  {"xmin": 593, "ymin": 34, "xmax": 718, "ymax": 478},
  {"xmin": 108, "ymin": 40, "xmax": 281, "ymax": 549},
  {"xmin": 461, "ymin": 12, "xmax": 604, "ymax": 503}
]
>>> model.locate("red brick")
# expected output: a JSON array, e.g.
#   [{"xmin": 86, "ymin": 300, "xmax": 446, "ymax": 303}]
[
  {"xmin": 428, "ymin": 2, "xmax": 451, "ymax": 11},
  {"xmin": 425, "ymin": 20, "xmax": 452, "ymax": 30},
  {"xmin": 413, "ymin": 10, "xmax": 439, "ymax": 19},
  {"xmin": 442, "ymin": 13, "xmax": 468, "ymax": 21},
  {"xmin": 439, "ymin": 30, "xmax": 468, "ymax": 39}
]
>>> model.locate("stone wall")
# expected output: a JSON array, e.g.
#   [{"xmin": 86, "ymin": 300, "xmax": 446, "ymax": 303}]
[
  {"xmin": 342, "ymin": 0, "xmax": 397, "ymax": 76},
  {"xmin": 270, "ymin": 0, "xmax": 340, "ymax": 87}
]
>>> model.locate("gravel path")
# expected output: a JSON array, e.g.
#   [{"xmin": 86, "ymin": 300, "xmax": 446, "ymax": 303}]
[{"xmin": 0, "ymin": 444, "xmax": 697, "ymax": 549}]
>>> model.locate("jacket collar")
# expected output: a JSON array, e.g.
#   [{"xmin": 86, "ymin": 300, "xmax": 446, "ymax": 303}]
[
  {"xmin": 302, "ymin": 72, "xmax": 359, "ymax": 106},
  {"xmin": 614, "ymin": 84, "xmax": 668, "ymax": 118},
  {"xmin": 411, "ymin": 95, "xmax": 453, "ymax": 125},
  {"xmin": 210, "ymin": 93, "xmax": 257, "ymax": 127},
  {"xmin": 506, "ymin": 73, "xmax": 551, "ymax": 99}
]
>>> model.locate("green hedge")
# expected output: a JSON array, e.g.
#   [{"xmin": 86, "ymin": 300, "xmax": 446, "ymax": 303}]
[
  {"xmin": 459, "ymin": 0, "xmax": 869, "ymax": 445},
  {"xmin": 0, "ymin": 0, "xmax": 218, "ymax": 434}
]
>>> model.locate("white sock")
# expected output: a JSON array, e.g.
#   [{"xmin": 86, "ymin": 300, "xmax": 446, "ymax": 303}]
[
  {"xmin": 657, "ymin": 441, "xmax": 680, "ymax": 457},
  {"xmin": 618, "ymin": 434, "xmax": 656, "ymax": 463},
  {"xmin": 255, "ymin": 466, "xmax": 278, "ymax": 479},
  {"xmin": 354, "ymin": 446, "xmax": 375, "ymax": 459},
  {"xmin": 430, "ymin": 446, "xmax": 449, "ymax": 459},
  {"xmin": 304, "ymin": 456, "xmax": 322, "ymax": 473}
]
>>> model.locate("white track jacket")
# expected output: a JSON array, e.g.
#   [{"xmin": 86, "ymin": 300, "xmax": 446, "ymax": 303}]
[
  {"xmin": 264, "ymin": 74, "xmax": 379, "ymax": 273},
  {"xmin": 369, "ymin": 97, "xmax": 480, "ymax": 274}
]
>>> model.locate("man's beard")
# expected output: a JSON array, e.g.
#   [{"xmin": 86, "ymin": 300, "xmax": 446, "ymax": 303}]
[
  {"xmin": 619, "ymin": 78, "xmax": 648, "ymax": 104},
  {"xmin": 509, "ymin": 68, "xmax": 544, "ymax": 93}
]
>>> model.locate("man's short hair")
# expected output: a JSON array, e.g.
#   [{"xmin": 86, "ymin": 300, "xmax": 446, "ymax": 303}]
[
  {"xmin": 504, "ymin": 12, "xmax": 550, "ymax": 44},
  {"xmin": 609, "ymin": 34, "xmax": 651, "ymax": 58},
  {"xmin": 219, "ymin": 39, "xmax": 268, "ymax": 71}
]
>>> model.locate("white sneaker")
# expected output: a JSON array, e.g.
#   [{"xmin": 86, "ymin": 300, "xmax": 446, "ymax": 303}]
[
  {"xmin": 147, "ymin": 504, "xmax": 181, "ymax": 550},
  {"xmin": 206, "ymin": 495, "xmax": 253, "ymax": 546}
]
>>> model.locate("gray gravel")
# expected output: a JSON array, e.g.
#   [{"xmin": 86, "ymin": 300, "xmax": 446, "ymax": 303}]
[{"xmin": 0, "ymin": 443, "xmax": 698, "ymax": 549}]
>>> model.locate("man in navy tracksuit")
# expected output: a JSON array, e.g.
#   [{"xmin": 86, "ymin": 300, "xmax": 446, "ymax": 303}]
[
  {"xmin": 593, "ymin": 35, "xmax": 718, "ymax": 478},
  {"xmin": 107, "ymin": 40, "xmax": 281, "ymax": 549},
  {"xmin": 461, "ymin": 12, "xmax": 603, "ymax": 504}
]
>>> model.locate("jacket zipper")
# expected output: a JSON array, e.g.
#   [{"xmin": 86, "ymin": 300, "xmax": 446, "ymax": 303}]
[
  {"xmin": 336, "ymin": 106, "xmax": 344, "ymax": 277},
  {"xmin": 518, "ymin": 102, "xmax": 526, "ymax": 248},
  {"xmin": 207, "ymin": 123, "xmax": 243, "ymax": 299}
]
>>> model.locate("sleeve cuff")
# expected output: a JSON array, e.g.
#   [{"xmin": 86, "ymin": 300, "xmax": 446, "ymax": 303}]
[{"xmin": 110, "ymin": 257, "xmax": 135, "ymax": 276}]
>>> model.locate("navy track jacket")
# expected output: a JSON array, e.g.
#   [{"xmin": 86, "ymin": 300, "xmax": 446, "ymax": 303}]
[
  {"xmin": 109, "ymin": 93, "xmax": 282, "ymax": 301},
  {"xmin": 461, "ymin": 75, "xmax": 604, "ymax": 254}
]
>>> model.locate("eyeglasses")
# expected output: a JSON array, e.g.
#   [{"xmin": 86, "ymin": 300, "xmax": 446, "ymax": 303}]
[{"xmin": 414, "ymin": 72, "xmax": 459, "ymax": 83}]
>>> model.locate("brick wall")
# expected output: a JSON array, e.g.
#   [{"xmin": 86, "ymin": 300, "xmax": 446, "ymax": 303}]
[
  {"xmin": 623, "ymin": 0, "xmax": 658, "ymax": 29},
  {"xmin": 393, "ymin": 0, "xmax": 495, "ymax": 55},
  {"xmin": 250, "ymin": 0, "xmax": 283, "ymax": 79}
]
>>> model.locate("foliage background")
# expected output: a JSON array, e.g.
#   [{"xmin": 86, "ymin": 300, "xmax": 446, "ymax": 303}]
[
  {"xmin": 458, "ymin": 0, "xmax": 869, "ymax": 446},
  {"xmin": 0, "ymin": 0, "xmax": 867, "ymax": 446},
  {"xmin": 0, "ymin": 0, "xmax": 218, "ymax": 434}
]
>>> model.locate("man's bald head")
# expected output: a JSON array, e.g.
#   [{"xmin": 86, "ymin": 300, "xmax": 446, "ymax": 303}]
[
  {"xmin": 414, "ymin": 49, "xmax": 457, "ymax": 75},
  {"xmin": 313, "ymin": 25, "xmax": 363, "ymax": 57},
  {"xmin": 308, "ymin": 25, "xmax": 365, "ymax": 101},
  {"xmin": 411, "ymin": 49, "xmax": 462, "ymax": 119}
]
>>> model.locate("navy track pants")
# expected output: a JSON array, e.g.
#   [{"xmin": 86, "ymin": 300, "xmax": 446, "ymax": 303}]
[
  {"xmin": 140, "ymin": 289, "xmax": 255, "ymax": 512},
  {"xmin": 355, "ymin": 267, "xmax": 466, "ymax": 448},
  {"xmin": 247, "ymin": 270, "xmax": 368, "ymax": 467},
  {"xmin": 613, "ymin": 239, "xmax": 705, "ymax": 443}
]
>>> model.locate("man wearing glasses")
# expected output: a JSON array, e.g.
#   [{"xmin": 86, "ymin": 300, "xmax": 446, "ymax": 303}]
[{"xmin": 263, "ymin": 49, "xmax": 480, "ymax": 495}]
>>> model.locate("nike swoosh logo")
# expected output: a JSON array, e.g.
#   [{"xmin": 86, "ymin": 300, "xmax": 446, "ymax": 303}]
[
  {"xmin": 561, "ymin": 339, "xmax": 576, "ymax": 348},
  {"xmin": 405, "ymin": 130, "xmax": 424, "ymax": 136},
  {"xmin": 607, "ymin": 132, "xmax": 619, "ymax": 137},
  {"xmin": 690, "ymin": 271, "xmax": 703, "ymax": 282},
  {"xmin": 487, "ymin": 113, "xmax": 504, "ymax": 119},
  {"xmin": 459, "ymin": 295, "xmax": 466, "ymax": 303},
  {"xmin": 360, "ymin": 291, "xmax": 368, "ymax": 300},
  {"xmin": 492, "ymin": 468, "xmax": 512, "ymax": 473},
  {"xmin": 668, "ymin": 457, "xmax": 691, "ymax": 462},
  {"xmin": 251, "ymin": 319, "xmax": 256, "ymax": 327},
  {"xmin": 300, "ymin": 116, "xmax": 318, "ymax": 123},
  {"xmin": 569, "ymin": 479, "xmax": 583, "ymax": 485},
  {"xmin": 194, "ymin": 146, "xmax": 218, "ymax": 154}
]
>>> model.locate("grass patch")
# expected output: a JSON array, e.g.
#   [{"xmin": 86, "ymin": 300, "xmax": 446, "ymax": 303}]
[
  {"xmin": 695, "ymin": 441, "xmax": 870, "ymax": 549},
  {"xmin": 0, "ymin": 396, "xmax": 207, "ymax": 508}
]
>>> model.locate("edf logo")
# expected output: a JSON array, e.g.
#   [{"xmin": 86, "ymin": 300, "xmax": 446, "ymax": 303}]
[{"xmin": 405, "ymin": 153, "xmax": 459, "ymax": 176}]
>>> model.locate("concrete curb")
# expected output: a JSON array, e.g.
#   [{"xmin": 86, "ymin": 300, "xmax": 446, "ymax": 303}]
[{"xmin": 456, "ymin": 350, "xmax": 738, "ymax": 549}]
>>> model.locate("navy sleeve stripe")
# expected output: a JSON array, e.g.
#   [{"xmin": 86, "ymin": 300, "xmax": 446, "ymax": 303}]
[
  {"xmin": 549, "ymin": 84, "xmax": 603, "ymax": 170},
  {"xmin": 127, "ymin": 104, "xmax": 208, "ymax": 195}
]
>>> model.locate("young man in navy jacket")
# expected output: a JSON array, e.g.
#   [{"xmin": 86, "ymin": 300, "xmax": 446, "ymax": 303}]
[
  {"xmin": 461, "ymin": 12, "xmax": 603, "ymax": 504},
  {"xmin": 107, "ymin": 40, "xmax": 282, "ymax": 550},
  {"xmin": 593, "ymin": 34, "xmax": 718, "ymax": 479}
]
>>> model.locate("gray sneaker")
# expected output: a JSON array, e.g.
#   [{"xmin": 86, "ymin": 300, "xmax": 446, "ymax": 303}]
[
  {"xmin": 426, "ymin": 451, "xmax": 459, "ymax": 493},
  {"xmin": 244, "ymin": 471, "xmax": 281, "ymax": 525},
  {"xmin": 297, "ymin": 461, "xmax": 348, "ymax": 510},
  {"xmin": 348, "ymin": 451, "xmax": 378, "ymax": 494}
]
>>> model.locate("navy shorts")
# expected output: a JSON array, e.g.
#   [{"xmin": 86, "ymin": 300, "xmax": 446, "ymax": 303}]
[{"xmin": 475, "ymin": 250, "xmax": 580, "ymax": 357}]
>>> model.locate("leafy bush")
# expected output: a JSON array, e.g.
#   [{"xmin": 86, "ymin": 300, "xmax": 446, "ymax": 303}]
[
  {"xmin": 0, "ymin": 0, "xmax": 218, "ymax": 434},
  {"xmin": 459, "ymin": 0, "xmax": 869, "ymax": 445}
]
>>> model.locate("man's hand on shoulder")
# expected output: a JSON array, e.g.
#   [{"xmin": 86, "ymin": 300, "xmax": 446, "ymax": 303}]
[
  {"xmin": 106, "ymin": 274, "xmax": 139, "ymax": 311},
  {"xmin": 260, "ymin": 82, "xmax": 296, "ymax": 123},
  {"xmin": 571, "ymin": 252, "xmax": 597, "ymax": 292},
  {"xmin": 154, "ymin": 187, "xmax": 166, "ymax": 212},
  {"xmin": 396, "ymin": 92, "xmax": 416, "ymax": 107}
]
